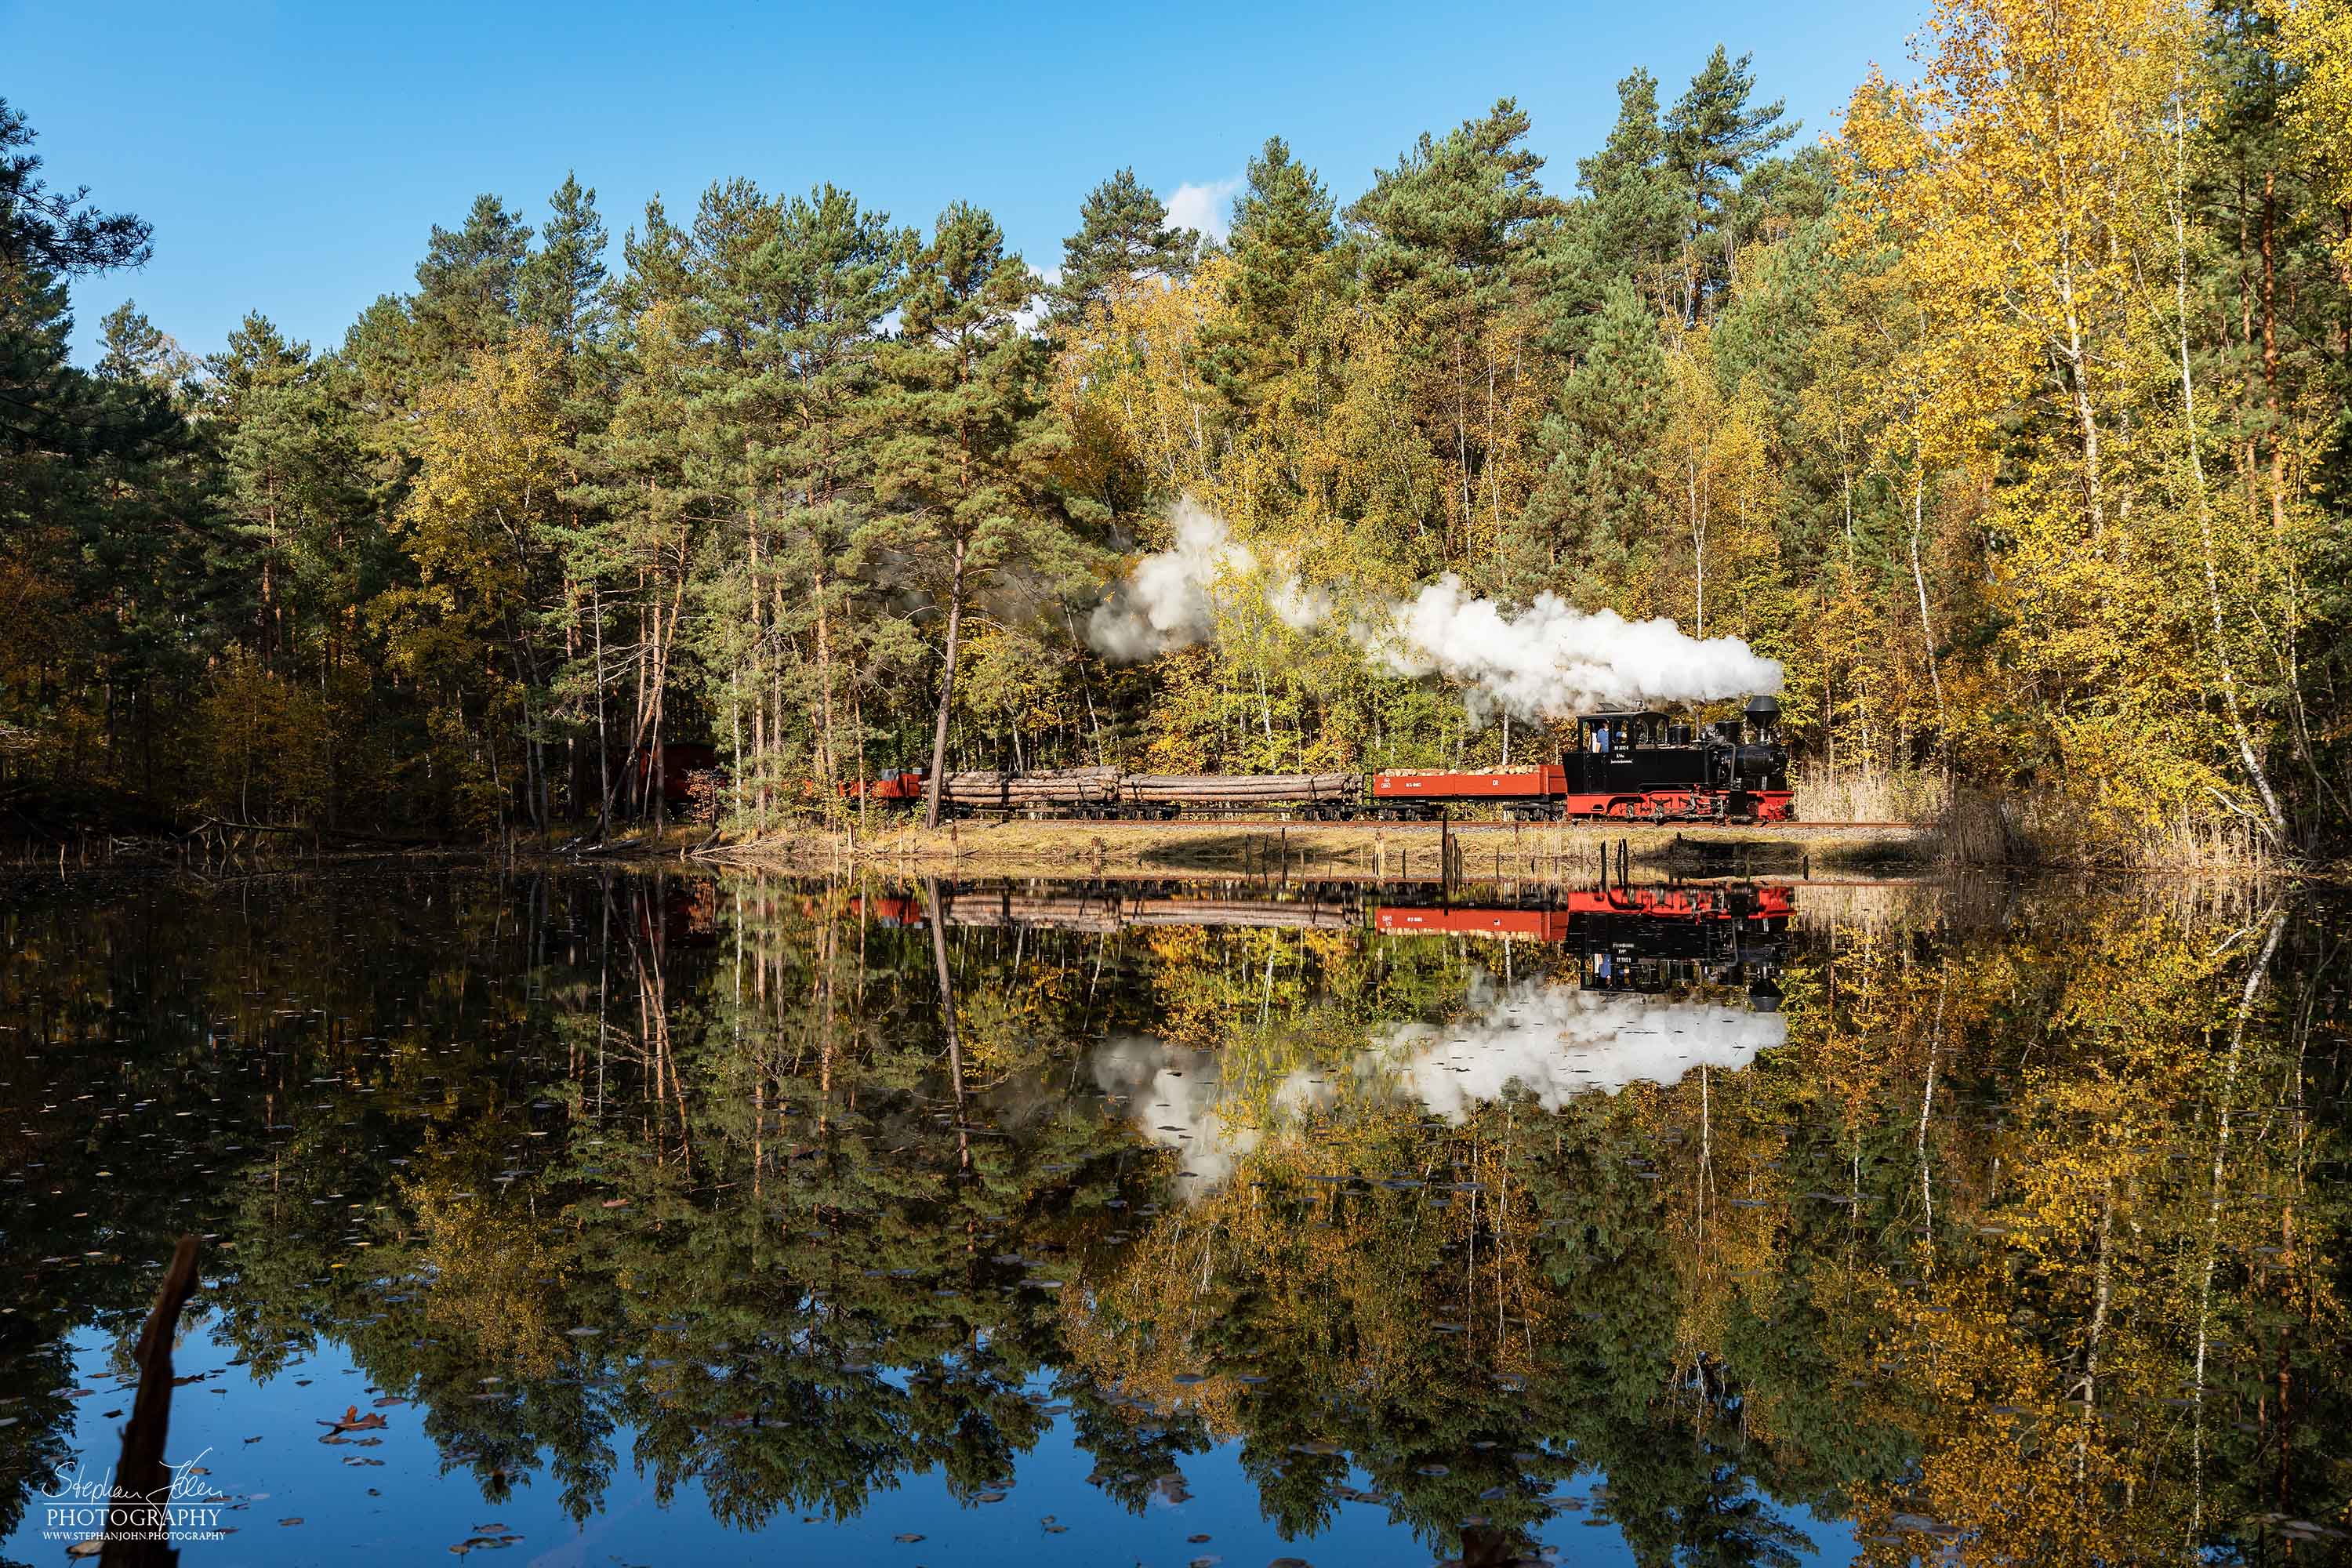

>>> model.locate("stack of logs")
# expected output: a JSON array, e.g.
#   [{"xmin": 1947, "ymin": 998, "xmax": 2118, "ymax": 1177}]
[
  {"xmin": 1117, "ymin": 772, "xmax": 1356, "ymax": 806},
  {"xmin": 937, "ymin": 767, "xmax": 1121, "ymax": 806}
]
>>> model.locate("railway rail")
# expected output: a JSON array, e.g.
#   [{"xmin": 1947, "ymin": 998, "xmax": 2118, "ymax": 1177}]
[{"xmin": 916, "ymin": 815, "xmax": 1915, "ymax": 831}]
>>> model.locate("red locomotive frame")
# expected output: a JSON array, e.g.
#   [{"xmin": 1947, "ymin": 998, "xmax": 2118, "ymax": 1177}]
[{"xmin": 1372, "ymin": 883, "xmax": 1794, "ymax": 940}]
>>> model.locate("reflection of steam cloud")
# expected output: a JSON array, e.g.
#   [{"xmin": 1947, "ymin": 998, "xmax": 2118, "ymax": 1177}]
[
  {"xmin": 1376, "ymin": 975, "xmax": 1785, "ymax": 1121},
  {"xmin": 1094, "ymin": 977, "xmax": 1787, "ymax": 1192},
  {"xmin": 1091, "ymin": 1037, "xmax": 1258, "ymax": 1188}
]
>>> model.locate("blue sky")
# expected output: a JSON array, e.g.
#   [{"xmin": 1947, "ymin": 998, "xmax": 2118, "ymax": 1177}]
[{"xmin": 6, "ymin": 0, "xmax": 1928, "ymax": 365}]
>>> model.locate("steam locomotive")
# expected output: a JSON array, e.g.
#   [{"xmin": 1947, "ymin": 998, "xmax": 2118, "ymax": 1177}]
[{"xmin": 845, "ymin": 696, "xmax": 1791, "ymax": 825}]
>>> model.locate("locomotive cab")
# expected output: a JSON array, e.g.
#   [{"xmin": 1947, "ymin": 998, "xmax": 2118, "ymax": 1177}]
[{"xmin": 1562, "ymin": 710, "xmax": 1704, "ymax": 795}]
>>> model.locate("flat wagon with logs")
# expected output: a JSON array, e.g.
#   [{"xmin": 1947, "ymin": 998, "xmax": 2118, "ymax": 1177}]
[{"xmin": 927, "ymin": 768, "xmax": 1357, "ymax": 819}]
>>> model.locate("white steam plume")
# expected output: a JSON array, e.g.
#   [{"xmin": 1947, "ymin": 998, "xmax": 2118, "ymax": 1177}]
[
  {"xmin": 1087, "ymin": 499, "xmax": 1781, "ymax": 719},
  {"xmin": 1370, "ymin": 577, "xmax": 1780, "ymax": 721},
  {"xmin": 1094, "ymin": 975, "xmax": 1785, "ymax": 1195},
  {"xmin": 1087, "ymin": 497, "xmax": 1326, "ymax": 662}
]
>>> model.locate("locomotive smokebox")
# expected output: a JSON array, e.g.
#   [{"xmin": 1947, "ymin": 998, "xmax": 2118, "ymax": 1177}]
[{"xmin": 1744, "ymin": 695, "xmax": 1781, "ymax": 725}]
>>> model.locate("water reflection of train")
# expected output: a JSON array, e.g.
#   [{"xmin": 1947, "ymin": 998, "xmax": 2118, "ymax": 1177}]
[
  {"xmin": 852, "ymin": 880, "xmax": 1790, "ymax": 1007},
  {"xmin": 1374, "ymin": 884, "xmax": 1788, "ymax": 1007}
]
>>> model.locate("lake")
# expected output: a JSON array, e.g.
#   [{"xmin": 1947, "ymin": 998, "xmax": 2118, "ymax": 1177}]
[{"xmin": 0, "ymin": 868, "xmax": 2340, "ymax": 1566}]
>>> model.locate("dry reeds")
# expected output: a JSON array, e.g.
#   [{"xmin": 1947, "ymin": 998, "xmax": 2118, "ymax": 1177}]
[{"xmin": 1791, "ymin": 763, "xmax": 1951, "ymax": 826}]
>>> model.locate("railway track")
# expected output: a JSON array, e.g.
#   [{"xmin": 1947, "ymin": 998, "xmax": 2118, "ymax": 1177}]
[{"xmin": 949, "ymin": 816, "xmax": 1915, "ymax": 831}]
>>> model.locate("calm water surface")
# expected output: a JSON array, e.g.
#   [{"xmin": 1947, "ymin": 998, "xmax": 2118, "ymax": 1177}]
[{"xmin": 0, "ymin": 869, "xmax": 2342, "ymax": 1566}]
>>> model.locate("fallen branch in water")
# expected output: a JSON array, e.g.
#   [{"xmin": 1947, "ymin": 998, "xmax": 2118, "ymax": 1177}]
[{"xmin": 101, "ymin": 1234, "xmax": 201, "ymax": 1568}]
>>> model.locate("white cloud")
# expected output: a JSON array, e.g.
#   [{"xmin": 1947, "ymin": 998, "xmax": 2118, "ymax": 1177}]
[
  {"xmin": 1012, "ymin": 265, "xmax": 1062, "ymax": 336},
  {"xmin": 1166, "ymin": 177, "xmax": 1242, "ymax": 245}
]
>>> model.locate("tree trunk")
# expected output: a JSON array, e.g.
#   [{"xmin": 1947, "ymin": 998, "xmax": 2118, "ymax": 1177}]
[
  {"xmin": 814, "ymin": 550, "xmax": 837, "ymax": 790},
  {"xmin": 2055, "ymin": 244, "xmax": 2107, "ymax": 536},
  {"xmin": 1686, "ymin": 461, "xmax": 1707, "ymax": 637},
  {"xmin": 2173, "ymin": 92, "xmax": 2288, "ymax": 843},
  {"xmin": 593, "ymin": 589, "xmax": 612, "ymax": 840},
  {"xmin": 1909, "ymin": 461, "xmax": 1947, "ymax": 754},
  {"xmin": 922, "ymin": 537, "xmax": 967, "ymax": 829},
  {"xmin": 2261, "ymin": 168, "xmax": 2285, "ymax": 535}
]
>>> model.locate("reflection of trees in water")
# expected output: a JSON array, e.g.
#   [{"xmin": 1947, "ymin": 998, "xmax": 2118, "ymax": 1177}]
[{"xmin": 0, "ymin": 875, "xmax": 2345, "ymax": 1564}]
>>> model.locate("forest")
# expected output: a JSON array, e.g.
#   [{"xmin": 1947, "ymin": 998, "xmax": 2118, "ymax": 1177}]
[{"xmin": 5, "ymin": 0, "xmax": 2350, "ymax": 865}]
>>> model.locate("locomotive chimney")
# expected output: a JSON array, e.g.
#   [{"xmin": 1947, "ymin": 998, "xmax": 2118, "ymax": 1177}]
[{"xmin": 1743, "ymin": 695, "xmax": 1780, "ymax": 724}]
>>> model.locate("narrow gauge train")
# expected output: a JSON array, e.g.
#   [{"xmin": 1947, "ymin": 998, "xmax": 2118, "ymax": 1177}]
[{"xmin": 844, "ymin": 695, "xmax": 1791, "ymax": 824}]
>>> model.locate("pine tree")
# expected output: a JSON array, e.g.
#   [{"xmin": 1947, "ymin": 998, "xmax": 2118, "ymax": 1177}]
[
  {"xmin": 1562, "ymin": 68, "xmax": 1688, "ymax": 322},
  {"xmin": 572, "ymin": 196, "xmax": 709, "ymax": 830},
  {"xmin": 0, "ymin": 97, "xmax": 151, "ymax": 274},
  {"xmin": 1346, "ymin": 99, "xmax": 1556, "ymax": 563},
  {"xmin": 410, "ymin": 193, "xmax": 532, "ymax": 372},
  {"xmin": 1516, "ymin": 280, "xmax": 1668, "ymax": 604},
  {"xmin": 520, "ymin": 173, "xmax": 612, "ymax": 354},
  {"xmin": 205, "ymin": 315, "xmax": 365, "ymax": 670},
  {"xmin": 0, "ymin": 100, "xmax": 196, "ymax": 801},
  {"xmin": 1663, "ymin": 47, "xmax": 1795, "ymax": 322},
  {"xmin": 877, "ymin": 203, "xmax": 1071, "ymax": 826},
  {"xmin": 96, "ymin": 301, "xmax": 195, "ymax": 389},
  {"xmin": 708, "ymin": 182, "xmax": 909, "ymax": 813},
  {"xmin": 1209, "ymin": 136, "xmax": 1339, "ymax": 406},
  {"xmin": 1052, "ymin": 168, "xmax": 1196, "ymax": 321}
]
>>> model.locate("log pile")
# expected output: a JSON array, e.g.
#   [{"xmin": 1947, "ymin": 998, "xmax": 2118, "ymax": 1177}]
[
  {"xmin": 936, "ymin": 767, "xmax": 1120, "ymax": 805},
  {"xmin": 1118, "ymin": 772, "xmax": 1356, "ymax": 804},
  {"xmin": 933, "ymin": 768, "xmax": 1358, "ymax": 811}
]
